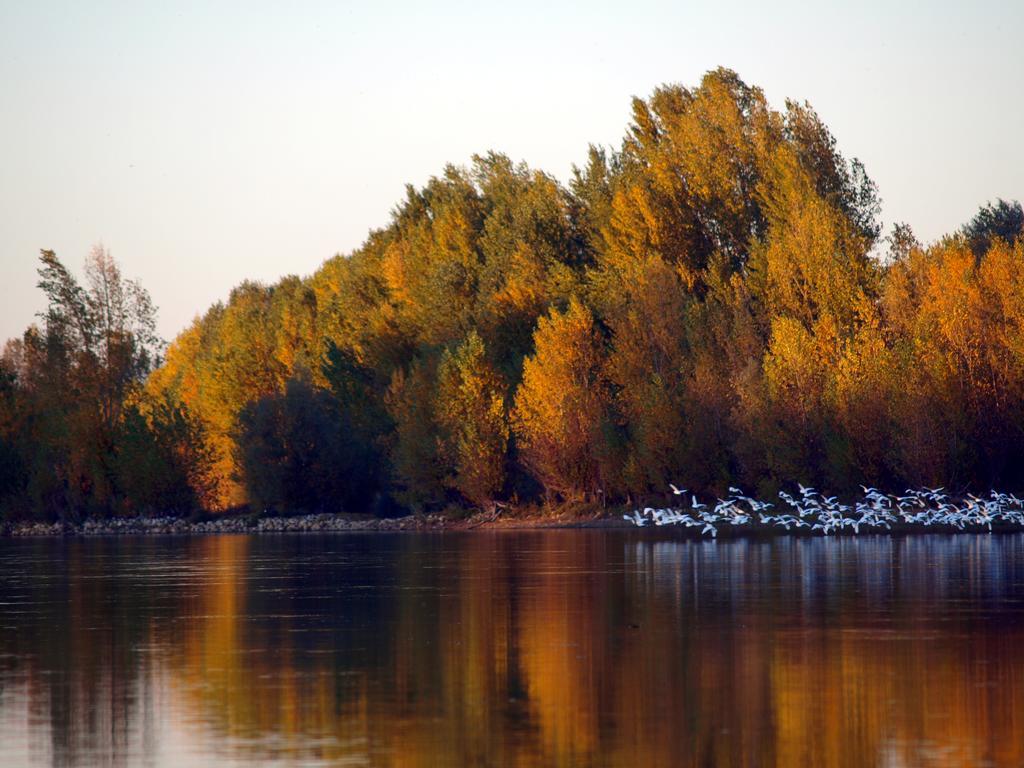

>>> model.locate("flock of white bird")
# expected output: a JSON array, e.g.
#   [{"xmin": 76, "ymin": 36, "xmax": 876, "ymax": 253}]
[{"xmin": 625, "ymin": 484, "xmax": 1024, "ymax": 537}]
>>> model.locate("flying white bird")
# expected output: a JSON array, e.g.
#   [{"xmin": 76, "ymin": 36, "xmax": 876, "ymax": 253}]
[{"xmin": 622, "ymin": 485, "xmax": 1023, "ymax": 537}]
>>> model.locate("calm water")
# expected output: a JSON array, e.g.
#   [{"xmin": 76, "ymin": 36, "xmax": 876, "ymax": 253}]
[{"xmin": 1, "ymin": 532, "xmax": 1024, "ymax": 767}]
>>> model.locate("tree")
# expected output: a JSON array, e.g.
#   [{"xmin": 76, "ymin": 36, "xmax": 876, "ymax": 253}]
[
  {"xmin": 885, "ymin": 222, "xmax": 921, "ymax": 265},
  {"xmin": 784, "ymin": 100, "xmax": 881, "ymax": 244},
  {"xmin": 38, "ymin": 246, "xmax": 161, "ymax": 429},
  {"xmin": 115, "ymin": 398, "xmax": 219, "ymax": 515},
  {"xmin": 732, "ymin": 143, "xmax": 881, "ymax": 492},
  {"xmin": 379, "ymin": 169, "xmax": 485, "ymax": 348},
  {"xmin": 963, "ymin": 199, "xmax": 1023, "ymax": 257},
  {"xmin": 25, "ymin": 246, "xmax": 163, "ymax": 517},
  {"xmin": 512, "ymin": 298, "xmax": 613, "ymax": 501},
  {"xmin": 603, "ymin": 255, "xmax": 689, "ymax": 497},
  {"xmin": 435, "ymin": 331, "xmax": 509, "ymax": 508},
  {"xmin": 385, "ymin": 356, "xmax": 447, "ymax": 510},
  {"xmin": 473, "ymin": 153, "xmax": 586, "ymax": 379},
  {"xmin": 0, "ymin": 349, "xmax": 27, "ymax": 516},
  {"xmin": 321, "ymin": 340, "xmax": 391, "ymax": 508},
  {"xmin": 54, "ymin": 68, "xmax": 1024, "ymax": 515},
  {"xmin": 145, "ymin": 278, "xmax": 322, "ymax": 508},
  {"xmin": 236, "ymin": 375, "xmax": 371, "ymax": 514}
]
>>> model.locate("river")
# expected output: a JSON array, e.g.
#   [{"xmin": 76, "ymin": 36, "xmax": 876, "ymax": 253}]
[{"xmin": 1, "ymin": 531, "xmax": 1023, "ymax": 766}]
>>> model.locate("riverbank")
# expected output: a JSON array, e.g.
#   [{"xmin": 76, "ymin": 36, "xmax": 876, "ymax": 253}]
[
  {"xmin": 0, "ymin": 507, "xmax": 630, "ymax": 537},
  {"xmin": 6, "ymin": 509, "xmax": 1024, "ymax": 538}
]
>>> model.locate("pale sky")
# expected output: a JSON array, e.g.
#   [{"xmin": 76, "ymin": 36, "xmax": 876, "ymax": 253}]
[{"xmin": 1, "ymin": 0, "xmax": 1021, "ymax": 343}]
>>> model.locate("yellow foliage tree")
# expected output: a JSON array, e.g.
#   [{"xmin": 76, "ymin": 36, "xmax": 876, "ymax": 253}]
[
  {"xmin": 435, "ymin": 332, "xmax": 509, "ymax": 508},
  {"xmin": 512, "ymin": 298, "xmax": 613, "ymax": 502},
  {"xmin": 603, "ymin": 255, "xmax": 688, "ymax": 496}
]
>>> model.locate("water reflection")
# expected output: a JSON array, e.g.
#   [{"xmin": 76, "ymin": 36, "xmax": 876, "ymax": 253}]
[{"xmin": 2, "ymin": 532, "xmax": 1024, "ymax": 766}]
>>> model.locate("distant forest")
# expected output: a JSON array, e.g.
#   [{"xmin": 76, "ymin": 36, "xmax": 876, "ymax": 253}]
[{"xmin": 3, "ymin": 68, "xmax": 1024, "ymax": 521}]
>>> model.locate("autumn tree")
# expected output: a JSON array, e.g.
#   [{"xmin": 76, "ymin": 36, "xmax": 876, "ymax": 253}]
[
  {"xmin": 116, "ymin": 397, "xmax": 219, "ymax": 515},
  {"xmin": 602, "ymin": 254, "xmax": 689, "ymax": 498},
  {"xmin": 146, "ymin": 278, "xmax": 322, "ymax": 508},
  {"xmin": 0, "ymin": 247, "xmax": 210, "ymax": 519},
  {"xmin": 37, "ymin": 247, "xmax": 164, "ymax": 515},
  {"xmin": 380, "ymin": 169, "xmax": 485, "ymax": 348},
  {"xmin": 472, "ymin": 153, "xmax": 587, "ymax": 378},
  {"xmin": 512, "ymin": 298, "xmax": 614, "ymax": 502},
  {"xmin": 735, "ymin": 143, "xmax": 880, "ymax": 491},
  {"xmin": 881, "ymin": 233, "xmax": 1024, "ymax": 487},
  {"xmin": 435, "ymin": 331, "xmax": 509, "ymax": 508},
  {"xmin": 386, "ymin": 356, "xmax": 447, "ymax": 510},
  {"xmin": 19, "ymin": 71, "xmax": 1024, "ymax": 520}
]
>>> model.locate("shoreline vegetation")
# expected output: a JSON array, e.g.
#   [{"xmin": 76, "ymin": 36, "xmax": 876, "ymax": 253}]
[{"xmin": 3, "ymin": 68, "xmax": 1024, "ymax": 527}]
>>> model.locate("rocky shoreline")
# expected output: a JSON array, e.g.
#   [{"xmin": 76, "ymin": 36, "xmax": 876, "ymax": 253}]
[
  {"xmin": 6, "ymin": 512, "xmax": 1024, "ymax": 539},
  {"xmin": 0, "ymin": 509, "xmax": 631, "ymax": 537},
  {"xmin": 1, "ymin": 512, "xmax": 462, "ymax": 537}
]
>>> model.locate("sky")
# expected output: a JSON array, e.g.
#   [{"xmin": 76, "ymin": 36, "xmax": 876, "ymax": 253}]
[{"xmin": 1, "ymin": 0, "xmax": 1022, "ymax": 343}]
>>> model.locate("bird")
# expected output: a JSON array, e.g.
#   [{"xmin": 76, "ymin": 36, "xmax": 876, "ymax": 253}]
[
  {"xmin": 624, "ymin": 510, "xmax": 646, "ymax": 527},
  {"xmin": 669, "ymin": 483, "xmax": 686, "ymax": 496},
  {"xmin": 617, "ymin": 484, "xmax": 1022, "ymax": 537}
]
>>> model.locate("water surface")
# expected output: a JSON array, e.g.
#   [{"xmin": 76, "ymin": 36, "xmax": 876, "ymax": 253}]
[{"xmin": 1, "ymin": 531, "xmax": 1023, "ymax": 767}]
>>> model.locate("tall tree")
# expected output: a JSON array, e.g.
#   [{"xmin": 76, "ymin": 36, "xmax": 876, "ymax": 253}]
[
  {"xmin": 512, "ymin": 298, "xmax": 614, "ymax": 502},
  {"xmin": 435, "ymin": 331, "xmax": 509, "ymax": 508},
  {"xmin": 2, "ymin": 247, "xmax": 165, "ymax": 518}
]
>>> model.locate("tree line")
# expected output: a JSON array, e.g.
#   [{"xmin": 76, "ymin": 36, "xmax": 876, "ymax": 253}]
[{"xmin": 2, "ymin": 68, "xmax": 1023, "ymax": 521}]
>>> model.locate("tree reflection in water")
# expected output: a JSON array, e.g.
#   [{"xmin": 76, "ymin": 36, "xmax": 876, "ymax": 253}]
[{"xmin": 1, "ymin": 532, "xmax": 1023, "ymax": 767}]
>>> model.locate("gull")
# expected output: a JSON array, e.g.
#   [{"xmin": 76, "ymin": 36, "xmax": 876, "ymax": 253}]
[
  {"xmin": 624, "ymin": 510, "xmax": 646, "ymax": 527},
  {"xmin": 715, "ymin": 499, "xmax": 736, "ymax": 516},
  {"xmin": 620, "ymin": 485, "xmax": 1023, "ymax": 536},
  {"xmin": 669, "ymin": 483, "xmax": 686, "ymax": 496}
]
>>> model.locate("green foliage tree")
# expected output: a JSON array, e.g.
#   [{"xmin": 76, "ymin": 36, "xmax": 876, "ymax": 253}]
[{"xmin": 963, "ymin": 199, "xmax": 1024, "ymax": 257}]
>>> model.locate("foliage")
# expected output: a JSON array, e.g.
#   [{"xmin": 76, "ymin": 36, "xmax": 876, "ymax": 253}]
[
  {"xmin": 115, "ymin": 399, "xmax": 219, "ymax": 515},
  {"xmin": 236, "ymin": 375, "xmax": 374, "ymax": 514},
  {"xmin": 435, "ymin": 331, "xmax": 509, "ymax": 508},
  {"xmin": 5, "ymin": 70, "xmax": 1024, "ymax": 520},
  {"xmin": 963, "ymin": 199, "xmax": 1023, "ymax": 257},
  {"xmin": 512, "ymin": 298, "xmax": 614, "ymax": 502}
]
